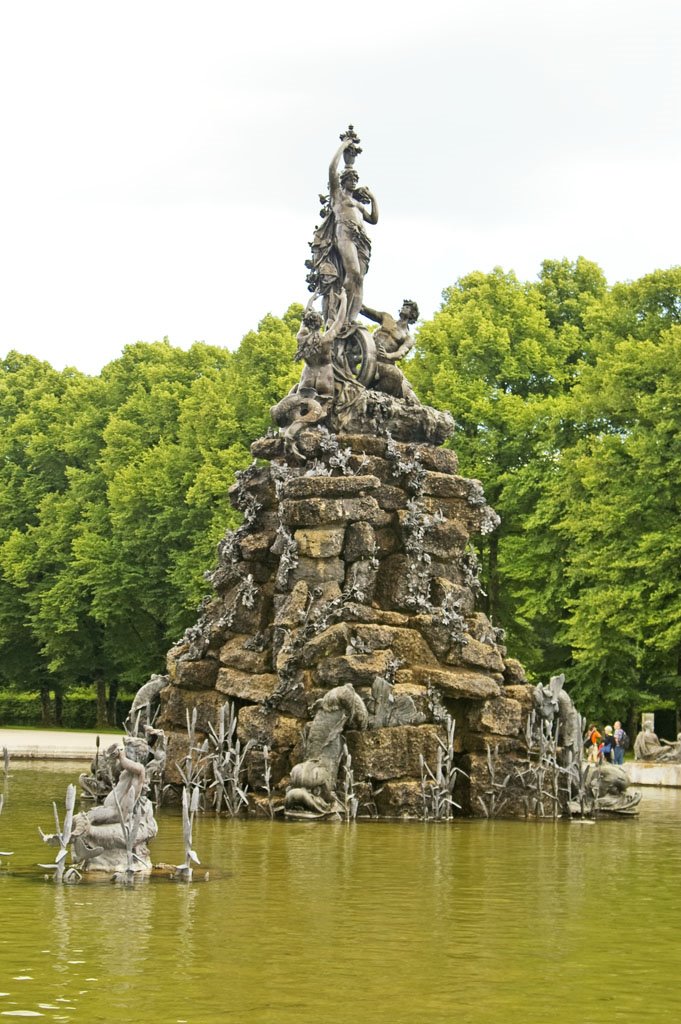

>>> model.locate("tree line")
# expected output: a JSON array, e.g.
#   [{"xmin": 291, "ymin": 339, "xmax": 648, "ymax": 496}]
[{"xmin": 1, "ymin": 259, "xmax": 679, "ymax": 727}]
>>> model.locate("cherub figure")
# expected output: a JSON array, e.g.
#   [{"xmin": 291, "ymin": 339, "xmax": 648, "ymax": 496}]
[{"xmin": 294, "ymin": 289, "xmax": 347, "ymax": 399}]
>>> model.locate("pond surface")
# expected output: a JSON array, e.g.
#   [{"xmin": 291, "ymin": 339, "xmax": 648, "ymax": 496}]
[{"xmin": 1, "ymin": 763, "xmax": 679, "ymax": 1024}]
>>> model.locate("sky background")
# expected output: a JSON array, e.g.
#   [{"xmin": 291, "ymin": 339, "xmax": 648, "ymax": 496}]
[{"xmin": 1, "ymin": 0, "xmax": 680, "ymax": 375}]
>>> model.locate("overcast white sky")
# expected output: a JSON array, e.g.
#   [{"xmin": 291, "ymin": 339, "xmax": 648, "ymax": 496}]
[{"xmin": 1, "ymin": 0, "xmax": 680, "ymax": 375}]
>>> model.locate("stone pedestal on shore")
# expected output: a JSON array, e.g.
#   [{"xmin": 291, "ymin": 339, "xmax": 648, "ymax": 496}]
[{"xmin": 625, "ymin": 761, "xmax": 681, "ymax": 788}]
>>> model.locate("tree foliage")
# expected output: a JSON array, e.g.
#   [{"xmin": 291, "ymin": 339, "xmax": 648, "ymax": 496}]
[
  {"xmin": 408, "ymin": 262, "xmax": 681, "ymax": 722},
  {"xmin": 0, "ymin": 308, "xmax": 301, "ymax": 719},
  {"xmin": 2, "ymin": 264, "xmax": 681, "ymax": 728}
]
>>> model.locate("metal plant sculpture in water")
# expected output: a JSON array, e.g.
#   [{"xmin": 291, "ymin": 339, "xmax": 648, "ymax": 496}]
[{"xmin": 1, "ymin": 746, "xmax": 12, "ymax": 859}]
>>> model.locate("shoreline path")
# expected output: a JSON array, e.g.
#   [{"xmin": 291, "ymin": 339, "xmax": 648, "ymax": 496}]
[{"xmin": 0, "ymin": 728, "xmax": 122, "ymax": 760}]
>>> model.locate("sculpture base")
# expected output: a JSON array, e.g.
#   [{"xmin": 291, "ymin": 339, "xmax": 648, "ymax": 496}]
[{"xmin": 625, "ymin": 761, "xmax": 681, "ymax": 788}]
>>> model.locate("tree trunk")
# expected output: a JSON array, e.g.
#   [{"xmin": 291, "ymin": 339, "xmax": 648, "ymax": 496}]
[
  {"xmin": 39, "ymin": 684, "xmax": 53, "ymax": 727},
  {"xmin": 107, "ymin": 680, "xmax": 119, "ymax": 727},
  {"xmin": 95, "ymin": 677, "xmax": 107, "ymax": 728},
  {"xmin": 54, "ymin": 688, "xmax": 64, "ymax": 728}
]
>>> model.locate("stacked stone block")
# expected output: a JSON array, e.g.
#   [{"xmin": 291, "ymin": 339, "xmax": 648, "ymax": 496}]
[{"xmin": 156, "ymin": 428, "xmax": 534, "ymax": 817}]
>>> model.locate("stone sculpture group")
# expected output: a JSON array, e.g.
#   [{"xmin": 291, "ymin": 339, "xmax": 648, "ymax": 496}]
[{"xmin": 123, "ymin": 127, "xmax": 641, "ymax": 822}]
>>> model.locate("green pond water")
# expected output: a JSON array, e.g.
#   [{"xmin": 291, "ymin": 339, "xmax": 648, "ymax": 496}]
[{"xmin": 1, "ymin": 763, "xmax": 680, "ymax": 1024}]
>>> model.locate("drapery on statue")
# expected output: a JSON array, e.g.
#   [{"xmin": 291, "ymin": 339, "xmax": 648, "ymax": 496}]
[{"xmin": 306, "ymin": 126, "xmax": 378, "ymax": 325}]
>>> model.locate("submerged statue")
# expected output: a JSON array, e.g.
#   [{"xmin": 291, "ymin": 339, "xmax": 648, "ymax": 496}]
[{"xmin": 570, "ymin": 763, "xmax": 642, "ymax": 816}]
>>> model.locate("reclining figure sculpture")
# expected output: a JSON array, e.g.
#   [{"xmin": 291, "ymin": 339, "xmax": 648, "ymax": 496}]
[{"xmin": 285, "ymin": 684, "xmax": 368, "ymax": 819}]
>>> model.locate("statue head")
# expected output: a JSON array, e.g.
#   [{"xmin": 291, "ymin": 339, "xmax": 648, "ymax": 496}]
[
  {"xmin": 340, "ymin": 168, "xmax": 359, "ymax": 191},
  {"xmin": 400, "ymin": 299, "xmax": 419, "ymax": 324},
  {"xmin": 303, "ymin": 309, "xmax": 323, "ymax": 330}
]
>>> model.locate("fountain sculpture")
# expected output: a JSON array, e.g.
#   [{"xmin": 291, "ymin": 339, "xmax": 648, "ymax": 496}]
[{"xmin": 142, "ymin": 127, "xmax": 640, "ymax": 819}]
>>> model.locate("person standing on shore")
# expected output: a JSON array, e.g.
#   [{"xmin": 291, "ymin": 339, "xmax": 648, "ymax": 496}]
[
  {"xmin": 585, "ymin": 724, "xmax": 602, "ymax": 762},
  {"xmin": 613, "ymin": 720, "xmax": 626, "ymax": 765}
]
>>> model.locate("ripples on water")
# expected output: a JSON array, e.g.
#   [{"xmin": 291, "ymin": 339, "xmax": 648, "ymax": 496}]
[{"xmin": 1, "ymin": 765, "xmax": 680, "ymax": 1023}]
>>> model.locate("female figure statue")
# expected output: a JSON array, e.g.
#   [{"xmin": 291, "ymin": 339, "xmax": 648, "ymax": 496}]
[{"xmin": 307, "ymin": 128, "xmax": 378, "ymax": 326}]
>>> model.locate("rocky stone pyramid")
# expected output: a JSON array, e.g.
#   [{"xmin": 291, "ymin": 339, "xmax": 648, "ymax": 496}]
[{"xmin": 152, "ymin": 127, "xmax": 543, "ymax": 818}]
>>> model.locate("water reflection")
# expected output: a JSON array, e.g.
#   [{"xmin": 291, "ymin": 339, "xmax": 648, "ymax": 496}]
[{"xmin": 1, "ymin": 769, "xmax": 681, "ymax": 1023}]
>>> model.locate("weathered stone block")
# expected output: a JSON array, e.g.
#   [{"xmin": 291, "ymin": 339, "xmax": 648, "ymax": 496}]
[
  {"xmin": 216, "ymin": 667, "xmax": 279, "ymax": 703},
  {"xmin": 374, "ymin": 525, "xmax": 401, "ymax": 558},
  {"xmin": 416, "ymin": 445, "xmax": 460, "ymax": 475},
  {"xmin": 219, "ymin": 634, "xmax": 272, "ymax": 674},
  {"xmin": 393, "ymin": 681, "xmax": 431, "ymax": 720},
  {"xmin": 228, "ymin": 467, "xmax": 277, "ymax": 509},
  {"xmin": 421, "ymin": 517, "xmax": 469, "ymax": 559},
  {"xmin": 347, "ymin": 724, "xmax": 443, "ymax": 780},
  {"xmin": 421, "ymin": 472, "xmax": 475, "ymax": 499},
  {"xmin": 504, "ymin": 658, "xmax": 527, "ymax": 685},
  {"xmin": 244, "ymin": 747, "xmax": 289, "ymax": 791},
  {"xmin": 449, "ymin": 636, "xmax": 505, "ymax": 674},
  {"xmin": 458, "ymin": 751, "xmax": 529, "ymax": 817},
  {"xmin": 352, "ymin": 624, "xmax": 439, "ymax": 665},
  {"xmin": 409, "ymin": 614, "xmax": 452, "ymax": 660},
  {"xmin": 273, "ymin": 580, "xmax": 309, "ymax": 628},
  {"xmin": 162, "ymin": 730, "xmax": 205, "ymax": 785},
  {"xmin": 431, "ymin": 578, "xmax": 476, "ymax": 617},
  {"xmin": 420, "ymin": 496, "xmax": 490, "ymax": 533},
  {"xmin": 237, "ymin": 706, "xmax": 303, "ymax": 749},
  {"xmin": 238, "ymin": 531, "xmax": 278, "ymax": 562},
  {"xmin": 343, "ymin": 522, "xmax": 376, "ymax": 562},
  {"xmin": 300, "ymin": 622, "xmax": 352, "ymax": 665},
  {"xmin": 250, "ymin": 435, "xmax": 286, "ymax": 460},
  {"xmin": 428, "ymin": 557, "xmax": 465, "ymax": 586},
  {"xmin": 281, "ymin": 475, "xmax": 380, "ymax": 500},
  {"xmin": 374, "ymin": 553, "xmax": 425, "ymax": 612},
  {"xmin": 175, "ymin": 656, "xmax": 219, "ymax": 691},
  {"xmin": 460, "ymin": 733, "xmax": 520, "ymax": 754},
  {"xmin": 467, "ymin": 612, "xmax": 498, "ymax": 644},
  {"xmin": 279, "ymin": 496, "xmax": 391, "ymax": 528},
  {"xmin": 157, "ymin": 686, "xmax": 227, "ymax": 733},
  {"xmin": 288, "ymin": 555, "xmax": 346, "ymax": 587},
  {"xmin": 314, "ymin": 649, "xmax": 395, "ymax": 688},
  {"xmin": 224, "ymin": 581, "xmax": 273, "ymax": 634},
  {"xmin": 405, "ymin": 666, "xmax": 501, "ymax": 701},
  {"xmin": 343, "ymin": 559, "xmax": 377, "ymax": 604},
  {"xmin": 294, "ymin": 526, "xmax": 345, "ymax": 558},
  {"xmin": 341, "ymin": 603, "xmax": 409, "ymax": 627},
  {"xmin": 346, "ymin": 453, "xmax": 393, "ymax": 482},
  {"xmin": 373, "ymin": 779, "xmax": 425, "ymax": 818},
  {"xmin": 307, "ymin": 581, "xmax": 343, "ymax": 611},
  {"xmin": 375, "ymin": 485, "xmax": 408, "ymax": 511},
  {"xmin": 166, "ymin": 642, "xmax": 189, "ymax": 681},
  {"xmin": 467, "ymin": 696, "xmax": 523, "ymax": 736},
  {"xmin": 504, "ymin": 684, "xmax": 534, "ymax": 713}
]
